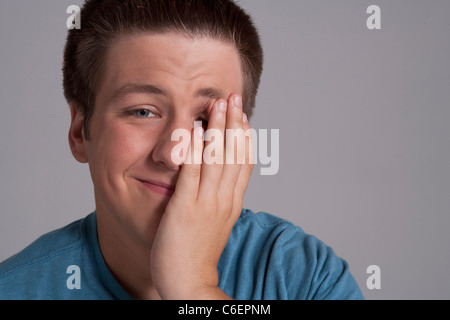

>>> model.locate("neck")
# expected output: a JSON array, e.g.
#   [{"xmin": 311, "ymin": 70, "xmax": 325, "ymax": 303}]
[{"xmin": 96, "ymin": 209, "xmax": 161, "ymax": 300}]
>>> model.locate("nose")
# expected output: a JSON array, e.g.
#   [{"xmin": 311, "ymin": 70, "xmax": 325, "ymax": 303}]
[{"xmin": 151, "ymin": 118, "xmax": 195, "ymax": 170}]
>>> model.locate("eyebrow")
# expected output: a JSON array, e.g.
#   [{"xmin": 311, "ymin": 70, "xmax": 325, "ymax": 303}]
[
  {"xmin": 111, "ymin": 83, "xmax": 166, "ymax": 101},
  {"xmin": 111, "ymin": 83, "xmax": 226, "ymax": 102},
  {"xmin": 195, "ymin": 87, "xmax": 226, "ymax": 101}
]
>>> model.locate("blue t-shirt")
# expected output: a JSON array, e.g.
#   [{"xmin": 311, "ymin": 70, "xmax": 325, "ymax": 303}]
[{"xmin": 0, "ymin": 210, "xmax": 364, "ymax": 300}]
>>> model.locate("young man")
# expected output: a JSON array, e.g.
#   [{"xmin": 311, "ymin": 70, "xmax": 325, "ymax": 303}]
[{"xmin": 0, "ymin": 0, "xmax": 363, "ymax": 300}]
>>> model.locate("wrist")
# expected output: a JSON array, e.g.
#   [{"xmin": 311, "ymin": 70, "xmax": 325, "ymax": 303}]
[
  {"xmin": 171, "ymin": 285, "xmax": 232, "ymax": 300},
  {"xmin": 156, "ymin": 277, "xmax": 230, "ymax": 300}
]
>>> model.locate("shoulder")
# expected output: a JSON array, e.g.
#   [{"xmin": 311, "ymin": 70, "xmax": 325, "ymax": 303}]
[
  {"xmin": 0, "ymin": 214, "xmax": 92, "ymax": 299},
  {"xmin": 231, "ymin": 209, "xmax": 336, "ymax": 260},
  {"xmin": 220, "ymin": 209, "xmax": 364, "ymax": 300},
  {"xmin": 230, "ymin": 209, "xmax": 314, "ymax": 252},
  {"xmin": 0, "ymin": 217, "xmax": 86, "ymax": 275}
]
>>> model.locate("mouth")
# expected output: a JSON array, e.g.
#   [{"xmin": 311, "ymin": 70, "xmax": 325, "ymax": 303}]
[{"xmin": 137, "ymin": 179, "xmax": 175, "ymax": 197}]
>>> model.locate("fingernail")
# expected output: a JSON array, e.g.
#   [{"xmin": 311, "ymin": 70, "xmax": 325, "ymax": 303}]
[
  {"xmin": 234, "ymin": 95, "xmax": 242, "ymax": 109},
  {"xmin": 218, "ymin": 101, "xmax": 227, "ymax": 113}
]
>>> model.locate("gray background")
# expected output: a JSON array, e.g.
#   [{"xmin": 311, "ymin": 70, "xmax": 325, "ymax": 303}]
[{"xmin": 1, "ymin": 0, "xmax": 449, "ymax": 300}]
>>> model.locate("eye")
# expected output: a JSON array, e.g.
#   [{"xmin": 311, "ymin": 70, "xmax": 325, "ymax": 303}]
[
  {"xmin": 133, "ymin": 109, "xmax": 157, "ymax": 118},
  {"xmin": 197, "ymin": 117, "xmax": 209, "ymax": 130}
]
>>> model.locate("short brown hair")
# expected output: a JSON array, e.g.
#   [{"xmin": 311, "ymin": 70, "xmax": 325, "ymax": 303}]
[{"xmin": 62, "ymin": 0, "xmax": 263, "ymax": 139}]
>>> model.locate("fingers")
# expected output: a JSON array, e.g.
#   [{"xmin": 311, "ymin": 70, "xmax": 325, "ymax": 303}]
[
  {"xmin": 176, "ymin": 93, "xmax": 253, "ymax": 217},
  {"xmin": 216, "ymin": 94, "xmax": 246, "ymax": 205},
  {"xmin": 172, "ymin": 125, "xmax": 204, "ymax": 204},
  {"xmin": 232, "ymin": 114, "xmax": 254, "ymax": 214},
  {"xmin": 198, "ymin": 99, "xmax": 227, "ymax": 199}
]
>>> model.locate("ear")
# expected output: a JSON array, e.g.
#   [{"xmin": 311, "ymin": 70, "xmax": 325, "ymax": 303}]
[{"xmin": 68, "ymin": 102, "xmax": 89, "ymax": 163}]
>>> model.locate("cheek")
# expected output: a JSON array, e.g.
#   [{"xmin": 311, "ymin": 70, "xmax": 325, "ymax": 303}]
[{"xmin": 87, "ymin": 122, "xmax": 155, "ymax": 182}]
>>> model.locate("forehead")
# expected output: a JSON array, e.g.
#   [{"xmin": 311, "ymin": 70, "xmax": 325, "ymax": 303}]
[{"xmin": 97, "ymin": 32, "xmax": 243, "ymax": 103}]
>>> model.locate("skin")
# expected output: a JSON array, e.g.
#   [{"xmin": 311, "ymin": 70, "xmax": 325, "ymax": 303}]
[{"xmin": 68, "ymin": 32, "xmax": 254, "ymax": 299}]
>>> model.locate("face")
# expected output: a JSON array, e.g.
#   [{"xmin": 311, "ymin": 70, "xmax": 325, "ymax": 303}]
[{"xmin": 77, "ymin": 32, "xmax": 243, "ymax": 247}]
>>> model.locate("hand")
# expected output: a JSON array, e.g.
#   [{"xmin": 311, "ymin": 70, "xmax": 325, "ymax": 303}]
[{"xmin": 150, "ymin": 94, "xmax": 254, "ymax": 300}]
